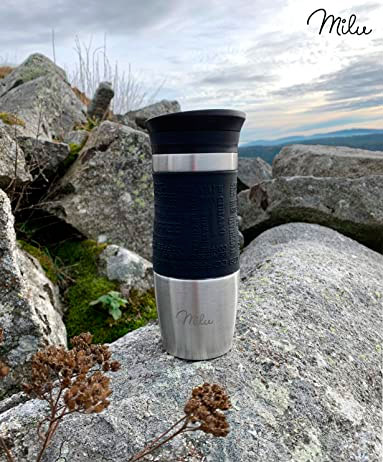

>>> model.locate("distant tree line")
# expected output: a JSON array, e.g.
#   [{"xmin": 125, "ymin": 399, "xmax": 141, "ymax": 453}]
[{"xmin": 239, "ymin": 134, "xmax": 383, "ymax": 164}]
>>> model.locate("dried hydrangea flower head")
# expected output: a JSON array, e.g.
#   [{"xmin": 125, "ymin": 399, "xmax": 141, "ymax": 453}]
[
  {"xmin": 184, "ymin": 383, "xmax": 231, "ymax": 437},
  {"xmin": 129, "ymin": 382, "xmax": 232, "ymax": 461},
  {"xmin": 21, "ymin": 332, "xmax": 121, "ymax": 462},
  {"xmin": 23, "ymin": 332, "xmax": 121, "ymax": 404}
]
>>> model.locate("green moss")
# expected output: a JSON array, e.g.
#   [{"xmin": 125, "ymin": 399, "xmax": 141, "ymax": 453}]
[
  {"xmin": 0, "ymin": 112, "xmax": 25, "ymax": 127},
  {"xmin": 61, "ymin": 143, "xmax": 81, "ymax": 169},
  {"xmin": 65, "ymin": 276, "xmax": 117, "ymax": 342},
  {"xmin": 74, "ymin": 117, "xmax": 99, "ymax": 132},
  {"xmin": 55, "ymin": 240, "xmax": 106, "ymax": 273},
  {"xmin": 69, "ymin": 143, "xmax": 82, "ymax": 156},
  {"xmin": 66, "ymin": 286, "xmax": 157, "ymax": 344},
  {"xmin": 57, "ymin": 240, "xmax": 157, "ymax": 344},
  {"xmin": 15, "ymin": 235, "xmax": 157, "ymax": 343},
  {"xmin": 17, "ymin": 240, "xmax": 60, "ymax": 283},
  {"xmin": 61, "ymin": 141, "xmax": 87, "ymax": 170}
]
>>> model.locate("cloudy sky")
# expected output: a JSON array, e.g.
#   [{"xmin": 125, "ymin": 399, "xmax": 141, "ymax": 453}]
[{"xmin": 0, "ymin": 0, "xmax": 382, "ymax": 142}]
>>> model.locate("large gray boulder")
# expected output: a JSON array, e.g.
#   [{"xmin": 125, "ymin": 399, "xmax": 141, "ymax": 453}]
[
  {"xmin": 1, "ymin": 223, "xmax": 381, "ymax": 461},
  {"xmin": 238, "ymin": 157, "xmax": 272, "ymax": 191},
  {"xmin": 238, "ymin": 175, "xmax": 383, "ymax": 253},
  {"xmin": 0, "ymin": 189, "xmax": 66, "ymax": 398},
  {"xmin": 0, "ymin": 125, "xmax": 71, "ymax": 188},
  {"xmin": 0, "ymin": 54, "xmax": 66, "ymax": 97},
  {"xmin": 0, "ymin": 53, "xmax": 86, "ymax": 140},
  {"xmin": 44, "ymin": 121, "xmax": 154, "ymax": 260},
  {"xmin": 119, "ymin": 99, "xmax": 181, "ymax": 131},
  {"xmin": 273, "ymin": 144, "xmax": 383, "ymax": 178},
  {"xmin": 0, "ymin": 126, "xmax": 31, "ymax": 189}
]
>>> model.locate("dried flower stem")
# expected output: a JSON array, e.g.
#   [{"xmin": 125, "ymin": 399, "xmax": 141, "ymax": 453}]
[
  {"xmin": 35, "ymin": 398, "xmax": 65, "ymax": 462},
  {"xmin": 0, "ymin": 436, "xmax": 14, "ymax": 462},
  {"xmin": 22, "ymin": 332, "xmax": 121, "ymax": 462},
  {"xmin": 129, "ymin": 383, "xmax": 231, "ymax": 461},
  {"xmin": 129, "ymin": 415, "xmax": 189, "ymax": 462}
]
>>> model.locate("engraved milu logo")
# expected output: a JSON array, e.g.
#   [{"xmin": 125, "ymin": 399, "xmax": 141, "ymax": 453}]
[{"xmin": 176, "ymin": 310, "xmax": 214, "ymax": 326}]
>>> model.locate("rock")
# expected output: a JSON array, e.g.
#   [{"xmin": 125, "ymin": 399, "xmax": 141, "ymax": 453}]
[
  {"xmin": 0, "ymin": 392, "xmax": 27, "ymax": 415},
  {"xmin": 98, "ymin": 244, "xmax": 153, "ymax": 297},
  {"xmin": 16, "ymin": 136, "xmax": 69, "ymax": 181},
  {"xmin": 0, "ymin": 189, "xmax": 66, "ymax": 398},
  {"xmin": 63, "ymin": 130, "xmax": 89, "ymax": 147},
  {"xmin": 273, "ymin": 144, "xmax": 383, "ymax": 178},
  {"xmin": 44, "ymin": 121, "xmax": 154, "ymax": 260},
  {"xmin": 0, "ymin": 53, "xmax": 86, "ymax": 140},
  {"xmin": 118, "ymin": 99, "xmax": 181, "ymax": 131},
  {"xmin": 17, "ymin": 249, "xmax": 64, "ymax": 317},
  {"xmin": 1, "ymin": 223, "xmax": 381, "ymax": 461},
  {"xmin": 0, "ymin": 54, "xmax": 66, "ymax": 97},
  {"xmin": 238, "ymin": 175, "xmax": 383, "ymax": 252},
  {"xmin": 87, "ymin": 81, "xmax": 114, "ymax": 121},
  {"xmin": 238, "ymin": 157, "xmax": 272, "ymax": 191},
  {"xmin": 0, "ymin": 126, "xmax": 31, "ymax": 189}
]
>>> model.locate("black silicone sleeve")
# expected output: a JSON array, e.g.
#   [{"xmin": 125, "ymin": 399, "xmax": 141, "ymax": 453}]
[{"xmin": 152, "ymin": 171, "xmax": 239, "ymax": 279}]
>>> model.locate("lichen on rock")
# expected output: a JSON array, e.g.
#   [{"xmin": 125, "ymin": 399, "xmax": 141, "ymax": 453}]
[
  {"xmin": 0, "ymin": 189, "xmax": 66, "ymax": 398},
  {"xmin": 0, "ymin": 223, "xmax": 381, "ymax": 461},
  {"xmin": 44, "ymin": 121, "xmax": 154, "ymax": 260}
]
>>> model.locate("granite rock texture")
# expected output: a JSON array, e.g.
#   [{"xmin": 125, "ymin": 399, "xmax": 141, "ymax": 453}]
[
  {"xmin": 0, "ymin": 223, "xmax": 381, "ymax": 461},
  {"xmin": 0, "ymin": 126, "xmax": 31, "ymax": 189},
  {"xmin": 0, "ymin": 189, "xmax": 66, "ymax": 398},
  {"xmin": 0, "ymin": 53, "xmax": 86, "ymax": 140},
  {"xmin": 63, "ymin": 129, "xmax": 89, "ymax": 147},
  {"xmin": 98, "ymin": 244, "xmax": 153, "ymax": 296},
  {"xmin": 16, "ymin": 136, "xmax": 69, "ymax": 181},
  {"xmin": 238, "ymin": 156, "xmax": 272, "ymax": 191},
  {"xmin": 273, "ymin": 144, "xmax": 383, "ymax": 178},
  {"xmin": 238, "ymin": 175, "xmax": 383, "ymax": 253},
  {"xmin": 118, "ymin": 99, "xmax": 181, "ymax": 131},
  {"xmin": 44, "ymin": 121, "xmax": 154, "ymax": 260},
  {"xmin": 87, "ymin": 81, "xmax": 114, "ymax": 121}
]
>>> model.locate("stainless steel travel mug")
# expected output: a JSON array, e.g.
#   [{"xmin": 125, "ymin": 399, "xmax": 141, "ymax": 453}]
[{"xmin": 147, "ymin": 109, "xmax": 246, "ymax": 360}]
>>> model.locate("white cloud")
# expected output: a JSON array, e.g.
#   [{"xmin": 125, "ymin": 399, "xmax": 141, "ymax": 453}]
[{"xmin": 0, "ymin": 0, "xmax": 381, "ymax": 140}]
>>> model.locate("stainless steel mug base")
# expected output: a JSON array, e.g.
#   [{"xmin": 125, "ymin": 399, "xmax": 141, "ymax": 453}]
[{"xmin": 154, "ymin": 271, "xmax": 239, "ymax": 360}]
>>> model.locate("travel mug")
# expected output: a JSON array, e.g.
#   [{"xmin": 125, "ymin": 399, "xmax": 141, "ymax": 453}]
[{"xmin": 147, "ymin": 109, "xmax": 246, "ymax": 360}]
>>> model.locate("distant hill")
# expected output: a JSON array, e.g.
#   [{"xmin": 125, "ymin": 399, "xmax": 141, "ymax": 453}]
[
  {"xmin": 239, "ymin": 133, "xmax": 383, "ymax": 164},
  {"xmin": 242, "ymin": 128, "xmax": 383, "ymax": 147}
]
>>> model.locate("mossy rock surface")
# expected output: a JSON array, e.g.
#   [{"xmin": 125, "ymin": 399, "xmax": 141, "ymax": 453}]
[
  {"xmin": 17, "ymin": 240, "xmax": 60, "ymax": 283},
  {"xmin": 55, "ymin": 240, "xmax": 157, "ymax": 344},
  {"xmin": 1, "ymin": 53, "xmax": 66, "ymax": 87},
  {"xmin": 3, "ymin": 223, "xmax": 382, "ymax": 461},
  {"xmin": 0, "ymin": 112, "xmax": 25, "ymax": 127},
  {"xmin": 61, "ymin": 141, "xmax": 87, "ymax": 170},
  {"xmin": 16, "ymin": 235, "xmax": 157, "ymax": 343}
]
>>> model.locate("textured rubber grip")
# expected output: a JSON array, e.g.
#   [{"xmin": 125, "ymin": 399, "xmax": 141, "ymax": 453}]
[{"xmin": 153, "ymin": 171, "xmax": 239, "ymax": 279}]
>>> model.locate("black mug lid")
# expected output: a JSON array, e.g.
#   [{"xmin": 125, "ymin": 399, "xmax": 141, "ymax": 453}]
[{"xmin": 146, "ymin": 109, "xmax": 246, "ymax": 154}]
